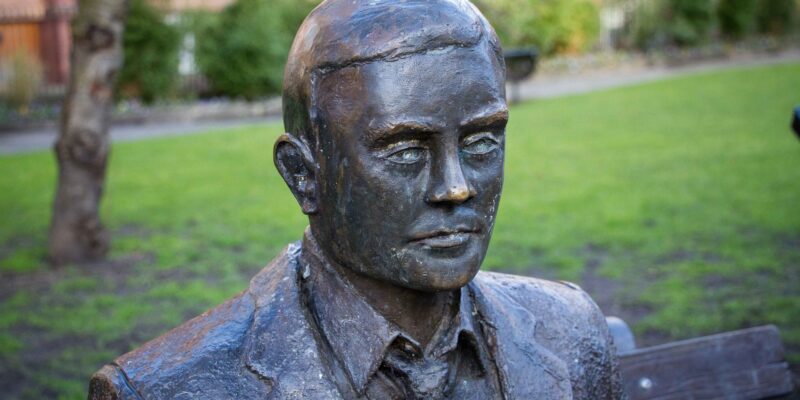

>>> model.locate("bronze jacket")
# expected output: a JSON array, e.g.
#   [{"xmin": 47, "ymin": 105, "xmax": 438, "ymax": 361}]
[{"xmin": 89, "ymin": 243, "xmax": 624, "ymax": 399}]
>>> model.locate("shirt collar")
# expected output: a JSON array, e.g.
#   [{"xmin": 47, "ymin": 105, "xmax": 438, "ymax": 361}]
[{"xmin": 300, "ymin": 230, "xmax": 482, "ymax": 394}]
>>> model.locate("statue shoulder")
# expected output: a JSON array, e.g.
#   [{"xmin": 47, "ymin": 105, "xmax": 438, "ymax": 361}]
[
  {"xmin": 474, "ymin": 271, "xmax": 604, "ymax": 327},
  {"xmin": 98, "ymin": 291, "xmax": 257, "ymax": 398},
  {"xmin": 88, "ymin": 364, "xmax": 141, "ymax": 400},
  {"xmin": 91, "ymin": 244, "xmax": 301, "ymax": 398},
  {"xmin": 473, "ymin": 271, "xmax": 625, "ymax": 399}
]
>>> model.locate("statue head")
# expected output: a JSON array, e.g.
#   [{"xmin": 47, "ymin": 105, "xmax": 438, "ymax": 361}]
[{"xmin": 275, "ymin": 0, "xmax": 507, "ymax": 292}]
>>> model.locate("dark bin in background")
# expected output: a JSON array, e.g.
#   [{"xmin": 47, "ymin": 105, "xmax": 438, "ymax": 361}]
[{"xmin": 504, "ymin": 48, "xmax": 538, "ymax": 104}]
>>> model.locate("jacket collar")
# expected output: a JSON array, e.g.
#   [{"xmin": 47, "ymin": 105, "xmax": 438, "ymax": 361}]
[
  {"xmin": 242, "ymin": 240, "xmax": 572, "ymax": 399},
  {"xmin": 242, "ymin": 242, "xmax": 342, "ymax": 398},
  {"xmin": 301, "ymin": 231, "xmax": 484, "ymax": 394}
]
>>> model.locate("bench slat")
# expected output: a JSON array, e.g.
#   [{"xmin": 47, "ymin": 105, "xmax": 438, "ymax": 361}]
[{"xmin": 619, "ymin": 325, "xmax": 795, "ymax": 400}]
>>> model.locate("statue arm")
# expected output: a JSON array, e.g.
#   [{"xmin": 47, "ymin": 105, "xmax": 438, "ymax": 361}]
[
  {"xmin": 88, "ymin": 364, "xmax": 142, "ymax": 400},
  {"xmin": 583, "ymin": 290, "xmax": 628, "ymax": 400}
]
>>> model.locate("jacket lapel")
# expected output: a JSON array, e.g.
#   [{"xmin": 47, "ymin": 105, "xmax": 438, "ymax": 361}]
[
  {"xmin": 471, "ymin": 277, "xmax": 573, "ymax": 399},
  {"xmin": 242, "ymin": 243, "xmax": 342, "ymax": 399},
  {"xmin": 241, "ymin": 244, "xmax": 572, "ymax": 399}
]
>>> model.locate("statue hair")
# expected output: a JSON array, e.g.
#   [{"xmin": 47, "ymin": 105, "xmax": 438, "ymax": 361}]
[{"xmin": 281, "ymin": 0, "xmax": 506, "ymax": 151}]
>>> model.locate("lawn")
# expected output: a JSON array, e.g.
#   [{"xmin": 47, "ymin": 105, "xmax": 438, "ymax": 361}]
[{"xmin": 1, "ymin": 62, "xmax": 799, "ymax": 399}]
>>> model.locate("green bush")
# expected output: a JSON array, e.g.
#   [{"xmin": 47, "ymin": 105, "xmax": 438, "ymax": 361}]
[
  {"xmin": 116, "ymin": 0, "xmax": 181, "ymax": 104},
  {"xmin": 474, "ymin": 0, "xmax": 601, "ymax": 55},
  {"xmin": 195, "ymin": 0, "xmax": 320, "ymax": 99},
  {"xmin": 756, "ymin": 0, "xmax": 797, "ymax": 35},
  {"xmin": 1, "ymin": 51, "xmax": 43, "ymax": 115},
  {"xmin": 667, "ymin": 0, "xmax": 715, "ymax": 46},
  {"xmin": 624, "ymin": 0, "xmax": 669, "ymax": 50},
  {"xmin": 718, "ymin": 0, "xmax": 758, "ymax": 39},
  {"xmin": 623, "ymin": 0, "xmax": 714, "ymax": 50}
]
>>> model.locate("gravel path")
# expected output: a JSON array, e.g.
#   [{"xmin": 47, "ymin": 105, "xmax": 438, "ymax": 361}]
[
  {"xmin": 517, "ymin": 49, "xmax": 800, "ymax": 100},
  {"xmin": 0, "ymin": 117, "xmax": 276, "ymax": 155},
  {"xmin": 2, "ymin": 50, "xmax": 798, "ymax": 155}
]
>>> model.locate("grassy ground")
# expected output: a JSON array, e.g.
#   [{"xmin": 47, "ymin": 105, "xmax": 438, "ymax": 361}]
[{"xmin": 1, "ymin": 62, "xmax": 798, "ymax": 399}]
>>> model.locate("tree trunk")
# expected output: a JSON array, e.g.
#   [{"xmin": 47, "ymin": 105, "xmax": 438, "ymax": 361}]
[{"xmin": 48, "ymin": 0, "xmax": 128, "ymax": 266}]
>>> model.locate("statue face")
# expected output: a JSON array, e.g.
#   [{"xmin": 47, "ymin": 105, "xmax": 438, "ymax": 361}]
[{"xmin": 311, "ymin": 45, "xmax": 507, "ymax": 291}]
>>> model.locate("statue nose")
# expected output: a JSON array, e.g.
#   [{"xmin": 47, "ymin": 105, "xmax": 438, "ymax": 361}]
[
  {"xmin": 430, "ymin": 185, "xmax": 473, "ymax": 204},
  {"xmin": 426, "ymin": 153, "xmax": 476, "ymax": 205}
]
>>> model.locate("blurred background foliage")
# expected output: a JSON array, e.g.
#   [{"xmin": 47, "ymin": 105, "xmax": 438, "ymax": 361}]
[
  {"xmin": 116, "ymin": 0, "xmax": 182, "ymax": 104},
  {"xmin": 2, "ymin": 52, "xmax": 43, "ymax": 115},
  {"xmin": 622, "ymin": 0, "xmax": 797, "ymax": 49},
  {"xmin": 718, "ymin": 0, "xmax": 760, "ymax": 39},
  {"xmin": 104, "ymin": 0, "xmax": 797, "ymax": 103},
  {"xmin": 473, "ymin": 0, "xmax": 602, "ymax": 55},
  {"xmin": 194, "ymin": 0, "xmax": 319, "ymax": 99}
]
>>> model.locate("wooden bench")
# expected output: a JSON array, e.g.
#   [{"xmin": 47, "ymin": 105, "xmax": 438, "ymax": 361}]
[{"xmin": 606, "ymin": 318, "xmax": 796, "ymax": 399}]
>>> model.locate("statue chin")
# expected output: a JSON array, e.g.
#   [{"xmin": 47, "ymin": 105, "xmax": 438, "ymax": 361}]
[
  {"xmin": 394, "ymin": 244, "xmax": 487, "ymax": 292},
  {"xmin": 315, "ymin": 225, "xmax": 490, "ymax": 293},
  {"xmin": 382, "ymin": 261, "xmax": 483, "ymax": 293}
]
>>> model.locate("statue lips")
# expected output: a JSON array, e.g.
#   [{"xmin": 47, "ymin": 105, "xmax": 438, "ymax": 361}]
[{"xmin": 408, "ymin": 225, "xmax": 481, "ymax": 250}]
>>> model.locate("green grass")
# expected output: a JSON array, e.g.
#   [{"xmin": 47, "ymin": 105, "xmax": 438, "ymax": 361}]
[
  {"xmin": 493, "ymin": 62, "xmax": 800, "ymax": 349},
  {"xmin": 1, "ymin": 62, "xmax": 799, "ymax": 399}
]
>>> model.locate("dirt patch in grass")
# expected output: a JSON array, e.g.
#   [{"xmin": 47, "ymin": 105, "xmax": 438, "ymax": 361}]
[
  {"xmin": 652, "ymin": 249, "xmax": 726, "ymax": 266},
  {"xmin": 1, "ymin": 233, "xmax": 797, "ymax": 398},
  {"xmin": 0, "ymin": 233, "xmax": 269, "ymax": 398},
  {"xmin": 0, "ymin": 236, "xmax": 39, "ymax": 259},
  {"xmin": 0, "ymin": 254, "xmax": 151, "ymax": 399},
  {"xmin": 576, "ymin": 245, "xmax": 674, "ymax": 348},
  {"xmin": 113, "ymin": 224, "xmax": 153, "ymax": 239},
  {"xmin": 509, "ymin": 244, "xmax": 731, "ymax": 349},
  {"xmin": 0, "ymin": 334, "xmax": 99, "ymax": 399},
  {"xmin": 0, "ymin": 252, "xmax": 152, "ymax": 300}
]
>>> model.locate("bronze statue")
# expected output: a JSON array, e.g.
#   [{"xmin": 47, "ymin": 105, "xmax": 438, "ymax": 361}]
[{"xmin": 89, "ymin": 0, "xmax": 624, "ymax": 398}]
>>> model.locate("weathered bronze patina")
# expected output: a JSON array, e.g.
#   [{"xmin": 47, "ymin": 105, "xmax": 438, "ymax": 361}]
[{"xmin": 89, "ymin": 1, "xmax": 624, "ymax": 398}]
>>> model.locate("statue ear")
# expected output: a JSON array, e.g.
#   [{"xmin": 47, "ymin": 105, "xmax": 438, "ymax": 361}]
[{"xmin": 274, "ymin": 133, "xmax": 318, "ymax": 215}]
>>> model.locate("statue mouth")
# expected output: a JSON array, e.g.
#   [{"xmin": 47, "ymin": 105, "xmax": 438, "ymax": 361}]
[{"xmin": 409, "ymin": 227, "xmax": 479, "ymax": 249}]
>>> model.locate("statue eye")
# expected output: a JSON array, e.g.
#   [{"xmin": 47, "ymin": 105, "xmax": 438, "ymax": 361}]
[
  {"xmin": 463, "ymin": 135, "xmax": 498, "ymax": 155},
  {"xmin": 387, "ymin": 147, "xmax": 425, "ymax": 164}
]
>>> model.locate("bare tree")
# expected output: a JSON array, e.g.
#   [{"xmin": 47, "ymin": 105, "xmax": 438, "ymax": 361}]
[{"xmin": 49, "ymin": 0, "xmax": 129, "ymax": 265}]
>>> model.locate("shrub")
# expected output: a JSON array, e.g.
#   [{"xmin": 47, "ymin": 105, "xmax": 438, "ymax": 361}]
[
  {"xmin": 718, "ymin": 0, "xmax": 758, "ymax": 39},
  {"xmin": 1, "ymin": 51, "xmax": 43, "ymax": 115},
  {"xmin": 552, "ymin": 0, "xmax": 602, "ymax": 54},
  {"xmin": 667, "ymin": 0, "xmax": 715, "ymax": 46},
  {"xmin": 756, "ymin": 0, "xmax": 797, "ymax": 35},
  {"xmin": 195, "ymin": 0, "xmax": 320, "ymax": 99},
  {"xmin": 622, "ymin": 0, "xmax": 714, "ymax": 50},
  {"xmin": 116, "ymin": 0, "xmax": 181, "ymax": 104},
  {"xmin": 474, "ymin": 0, "xmax": 601, "ymax": 55},
  {"xmin": 624, "ymin": 0, "xmax": 669, "ymax": 50}
]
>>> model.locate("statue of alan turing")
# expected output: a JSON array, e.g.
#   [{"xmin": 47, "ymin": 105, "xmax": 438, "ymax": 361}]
[{"xmin": 89, "ymin": 0, "xmax": 624, "ymax": 398}]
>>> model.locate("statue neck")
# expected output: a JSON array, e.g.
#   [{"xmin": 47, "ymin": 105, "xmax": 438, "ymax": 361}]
[
  {"xmin": 332, "ymin": 261, "xmax": 454, "ymax": 348},
  {"xmin": 302, "ymin": 229, "xmax": 454, "ymax": 347}
]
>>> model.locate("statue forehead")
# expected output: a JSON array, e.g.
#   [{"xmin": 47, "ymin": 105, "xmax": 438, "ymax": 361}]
[
  {"xmin": 316, "ymin": 45, "xmax": 505, "ymax": 119},
  {"xmin": 294, "ymin": 0, "xmax": 485, "ymax": 70},
  {"xmin": 284, "ymin": 0, "xmax": 492, "ymax": 108},
  {"xmin": 281, "ymin": 0, "xmax": 503, "ymax": 143}
]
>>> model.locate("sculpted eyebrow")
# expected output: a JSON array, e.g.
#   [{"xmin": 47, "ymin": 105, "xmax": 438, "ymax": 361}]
[
  {"xmin": 365, "ymin": 108, "xmax": 508, "ymax": 143},
  {"xmin": 366, "ymin": 121, "xmax": 438, "ymax": 142},
  {"xmin": 461, "ymin": 108, "xmax": 509, "ymax": 129}
]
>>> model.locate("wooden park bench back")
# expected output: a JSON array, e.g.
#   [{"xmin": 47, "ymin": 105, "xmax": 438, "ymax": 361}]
[{"xmin": 612, "ymin": 324, "xmax": 796, "ymax": 400}]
